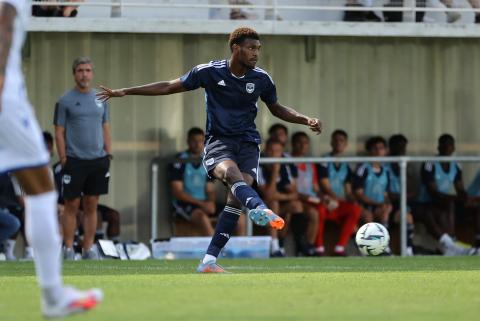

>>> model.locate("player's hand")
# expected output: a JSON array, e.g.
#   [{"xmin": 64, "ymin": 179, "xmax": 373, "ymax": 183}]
[
  {"xmin": 307, "ymin": 118, "xmax": 322, "ymax": 135},
  {"xmin": 201, "ymin": 201, "xmax": 216, "ymax": 215},
  {"xmin": 96, "ymin": 85, "xmax": 125, "ymax": 102}
]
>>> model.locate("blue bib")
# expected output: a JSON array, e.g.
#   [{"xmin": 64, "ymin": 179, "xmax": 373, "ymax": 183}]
[
  {"xmin": 180, "ymin": 152, "xmax": 208, "ymax": 201},
  {"xmin": 385, "ymin": 164, "xmax": 400, "ymax": 194},
  {"xmin": 328, "ymin": 163, "xmax": 349, "ymax": 198},
  {"xmin": 418, "ymin": 162, "xmax": 457, "ymax": 203},
  {"xmin": 363, "ymin": 164, "xmax": 388, "ymax": 203}
]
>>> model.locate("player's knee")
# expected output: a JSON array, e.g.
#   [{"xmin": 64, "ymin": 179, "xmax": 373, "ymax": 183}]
[{"xmin": 190, "ymin": 209, "xmax": 209, "ymax": 222}]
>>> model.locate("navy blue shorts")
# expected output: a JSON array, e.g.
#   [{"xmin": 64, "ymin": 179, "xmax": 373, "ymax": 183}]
[
  {"xmin": 172, "ymin": 201, "xmax": 200, "ymax": 221},
  {"xmin": 203, "ymin": 136, "xmax": 260, "ymax": 181}
]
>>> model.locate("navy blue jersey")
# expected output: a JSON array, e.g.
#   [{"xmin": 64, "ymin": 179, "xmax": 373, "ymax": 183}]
[
  {"xmin": 180, "ymin": 59, "xmax": 278, "ymax": 144},
  {"xmin": 258, "ymin": 163, "xmax": 294, "ymax": 193}
]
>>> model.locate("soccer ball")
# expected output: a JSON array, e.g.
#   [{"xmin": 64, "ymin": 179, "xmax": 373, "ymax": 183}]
[{"xmin": 355, "ymin": 223, "xmax": 390, "ymax": 256}]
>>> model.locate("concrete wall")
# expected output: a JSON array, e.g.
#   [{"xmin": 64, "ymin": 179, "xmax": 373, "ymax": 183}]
[{"xmin": 24, "ymin": 32, "xmax": 480, "ymax": 241}]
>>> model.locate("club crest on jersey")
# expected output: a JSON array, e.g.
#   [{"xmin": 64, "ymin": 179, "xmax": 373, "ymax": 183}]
[
  {"xmin": 246, "ymin": 83, "xmax": 255, "ymax": 94},
  {"xmin": 63, "ymin": 175, "xmax": 71, "ymax": 185}
]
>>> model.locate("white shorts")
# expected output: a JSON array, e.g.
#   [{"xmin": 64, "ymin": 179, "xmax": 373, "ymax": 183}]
[{"xmin": 0, "ymin": 96, "xmax": 50, "ymax": 173}]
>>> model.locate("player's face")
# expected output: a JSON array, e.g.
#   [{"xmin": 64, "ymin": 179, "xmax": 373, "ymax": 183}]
[
  {"xmin": 74, "ymin": 63, "xmax": 94, "ymax": 89},
  {"xmin": 370, "ymin": 143, "xmax": 387, "ymax": 157},
  {"xmin": 270, "ymin": 129, "xmax": 288, "ymax": 147},
  {"xmin": 390, "ymin": 143, "xmax": 407, "ymax": 156},
  {"xmin": 438, "ymin": 142, "xmax": 455, "ymax": 156},
  {"xmin": 266, "ymin": 142, "xmax": 283, "ymax": 158},
  {"xmin": 236, "ymin": 39, "xmax": 261, "ymax": 69},
  {"xmin": 331, "ymin": 134, "xmax": 348, "ymax": 154},
  {"xmin": 292, "ymin": 136, "xmax": 310, "ymax": 156},
  {"xmin": 187, "ymin": 134, "xmax": 205, "ymax": 155}
]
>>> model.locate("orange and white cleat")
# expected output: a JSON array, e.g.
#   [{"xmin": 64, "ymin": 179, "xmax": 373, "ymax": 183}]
[
  {"xmin": 196, "ymin": 260, "xmax": 230, "ymax": 273},
  {"xmin": 42, "ymin": 286, "xmax": 103, "ymax": 319},
  {"xmin": 248, "ymin": 208, "xmax": 285, "ymax": 230}
]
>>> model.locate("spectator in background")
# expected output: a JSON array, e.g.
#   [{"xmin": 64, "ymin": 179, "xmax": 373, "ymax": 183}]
[
  {"xmin": 344, "ymin": 0, "xmax": 383, "ymax": 21},
  {"xmin": 0, "ymin": 173, "xmax": 21, "ymax": 260},
  {"xmin": 54, "ymin": 57, "xmax": 112, "ymax": 260},
  {"xmin": 468, "ymin": 0, "xmax": 480, "ymax": 22},
  {"xmin": 268, "ymin": 123, "xmax": 289, "ymax": 153},
  {"xmin": 385, "ymin": 134, "xmax": 415, "ymax": 256},
  {"xmin": 0, "ymin": 208, "xmax": 20, "ymax": 260},
  {"xmin": 354, "ymin": 136, "xmax": 392, "ymax": 228},
  {"xmin": 48, "ymin": 130, "xmax": 121, "ymax": 251},
  {"xmin": 169, "ymin": 127, "xmax": 216, "ymax": 237},
  {"xmin": 32, "ymin": 0, "xmax": 81, "ymax": 17},
  {"xmin": 417, "ymin": 134, "xmax": 472, "ymax": 255},
  {"xmin": 258, "ymin": 138, "xmax": 302, "ymax": 257},
  {"xmin": 290, "ymin": 132, "xmax": 320, "ymax": 256},
  {"xmin": 317, "ymin": 129, "xmax": 361, "ymax": 256}
]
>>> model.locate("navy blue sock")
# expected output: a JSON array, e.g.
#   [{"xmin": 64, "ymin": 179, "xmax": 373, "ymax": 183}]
[
  {"xmin": 206, "ymin": 206, "xmax": 241, "ymax": 257},
  {"xmin": 407, "ymin": 223, "xmax": 415, "ymax": 247},
  {"xmin": 230, "ymin": 181, "xmax": 266, "ymax": 210}
]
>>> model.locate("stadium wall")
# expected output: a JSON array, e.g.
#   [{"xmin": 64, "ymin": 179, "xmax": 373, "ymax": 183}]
[{"xmin": 24, "ymin": 32, "xmax": 480, "ymax": 241}]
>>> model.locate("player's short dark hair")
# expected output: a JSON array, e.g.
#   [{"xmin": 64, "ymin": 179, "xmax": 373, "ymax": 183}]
[
  {"xmin": 291, "ymin": 131, "xmax": 309, "ymax": 144},
  {"xmin": 438, "ymin": 133, "xmax": 455, "ymax": 146},
  {"xmin": 72, "ymin": 57, "xmax": 94, "ymax": 74},
  {"xmin": 266, "ymin": 137, "xmax": 283, "ymax": 147},
  {"xmin": 268, "ymin": 123, "xmax": 288, "ymax": 136},
  {"xmin": 331, "ymin": 129, "xmax": 348, "ymax": 140},
  {"xmin": 388, "ymin": 134, "xmax": 408, "ymax": 148},
  {"xmin": 43, "ymin": 131, "xmax": 53, "ymax": 145},
  {"xmin": 365, "ymin": 136, "xmax": 387, "ymax": 151},
  {"xmin": 187, "ymin": 127, "xmax": 204, "ymax": 139},
  {"xmin": 229, "ymin": 27, "xmax": 260, "ymax": 51}
]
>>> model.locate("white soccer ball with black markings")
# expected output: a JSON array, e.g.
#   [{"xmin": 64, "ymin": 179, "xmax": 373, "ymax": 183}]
[{"xmin": 355, "ymin": 223, "xmax": 390, "ymax": 256}]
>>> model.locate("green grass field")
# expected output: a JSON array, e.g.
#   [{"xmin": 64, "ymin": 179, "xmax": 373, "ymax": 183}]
[{"xmin": 0, "ymin": 257, "xmax": 479, "ymax": 321}]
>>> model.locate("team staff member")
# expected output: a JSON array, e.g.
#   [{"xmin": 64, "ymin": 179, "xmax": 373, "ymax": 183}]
[{"xmin": 54, "ymin": 57, "xmax": 112, "ymax": 260}]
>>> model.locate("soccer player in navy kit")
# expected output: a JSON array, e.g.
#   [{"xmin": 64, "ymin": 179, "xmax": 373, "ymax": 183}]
[{"xmin": 97, "ymin": 27, "xmax": 322, "ymax": 272}]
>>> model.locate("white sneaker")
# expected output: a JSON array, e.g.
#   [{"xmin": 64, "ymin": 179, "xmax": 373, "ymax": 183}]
[
  {"xmin": 406, "ymin": 247, "xmax": 414, "ymax": 256},
  {"xmin": 5, "ymin": 253, "xmax": 17, "ymax": 261},
  {"xmin": 42, "ymin": 286, "xmax": 103, "ymax": 319}
]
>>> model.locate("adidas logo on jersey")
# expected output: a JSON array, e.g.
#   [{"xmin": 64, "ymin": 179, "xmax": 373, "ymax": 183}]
[{"xmin": 217, "ymin": 80, "xmax": 226, "ymax": 86}]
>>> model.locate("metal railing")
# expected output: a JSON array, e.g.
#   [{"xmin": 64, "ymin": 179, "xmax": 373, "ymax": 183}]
[
  {"xmin": 150, "ymin": 155, "xmax": 480, "ymax": 257},
  {"xmin": 31, "ymin": 1, "xmax": 480, "ymax": 20}
]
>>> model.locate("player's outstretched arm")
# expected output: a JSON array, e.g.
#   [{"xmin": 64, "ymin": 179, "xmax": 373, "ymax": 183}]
[
  {"xmin": 96, "ymin": 78, "xmax": 187, "ymax": 102},
  {"xmin": 267, "ymin": 102, "xmax": 322, "ymax": 135},
  {"xmin": 0, "ymin": 2, "xmax": 16, "ymax": 112}
]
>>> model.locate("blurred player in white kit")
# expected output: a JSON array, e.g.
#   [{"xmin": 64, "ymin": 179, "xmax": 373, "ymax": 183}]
[{"xmin": 0, "ymin": 0, "xmax": 103, "ymax": 318}]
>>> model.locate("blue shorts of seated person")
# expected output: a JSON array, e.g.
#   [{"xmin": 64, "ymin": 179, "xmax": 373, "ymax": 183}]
[
  {"xmin": 173, "ymin": 201, "xmax": 202, "ymax": 221},
  {"xmin": 202, "ymin": 136, "xmax": 260, "ymax": 180}
]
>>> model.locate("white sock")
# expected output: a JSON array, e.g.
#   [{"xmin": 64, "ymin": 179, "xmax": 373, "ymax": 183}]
[
  {"xmin": 6, "ymin": 239, "xmax": 16, "ymax": 257},
  {"xmin": 202, "ymin": 254, "xmax": 217, "ymax": 264},
  {"xmin": 25, "ymin": 191, "xmax": 63, "ymax": 290},
  {"xmin": 25, "ymin": 246, "xmax": 34, "ymax": 257},
  {"xmin": 271, "ymin": 239, "xmax": 280, "ymax": 252},
  {"xmin": 334, "ymin": 245, "xmax": 345, "ymax": 253},
  {"xmin": 316, "ymin": 246, "xmax": 325, "ymax": 253}
]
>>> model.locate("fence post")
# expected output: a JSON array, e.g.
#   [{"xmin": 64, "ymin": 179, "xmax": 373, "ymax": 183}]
[
  {"xmin": 403, "ymin": 0, "xmax": 416, "ymax": 22},
  {"xmin": 111, "ymin": 0, "xmax": 122, "ymax": 17},
  {"xmin": 151, "ymin": 162, "xmax": 159, "ymax": 240},
  {"xmin": 400, "ymin": 158, "xmax": 408, "ymax": 257}
]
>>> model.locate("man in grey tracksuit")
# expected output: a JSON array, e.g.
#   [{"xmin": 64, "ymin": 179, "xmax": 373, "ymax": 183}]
[{"xmin": 54, "ymin": 57, "xmax": 112, "ymax": 260}]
